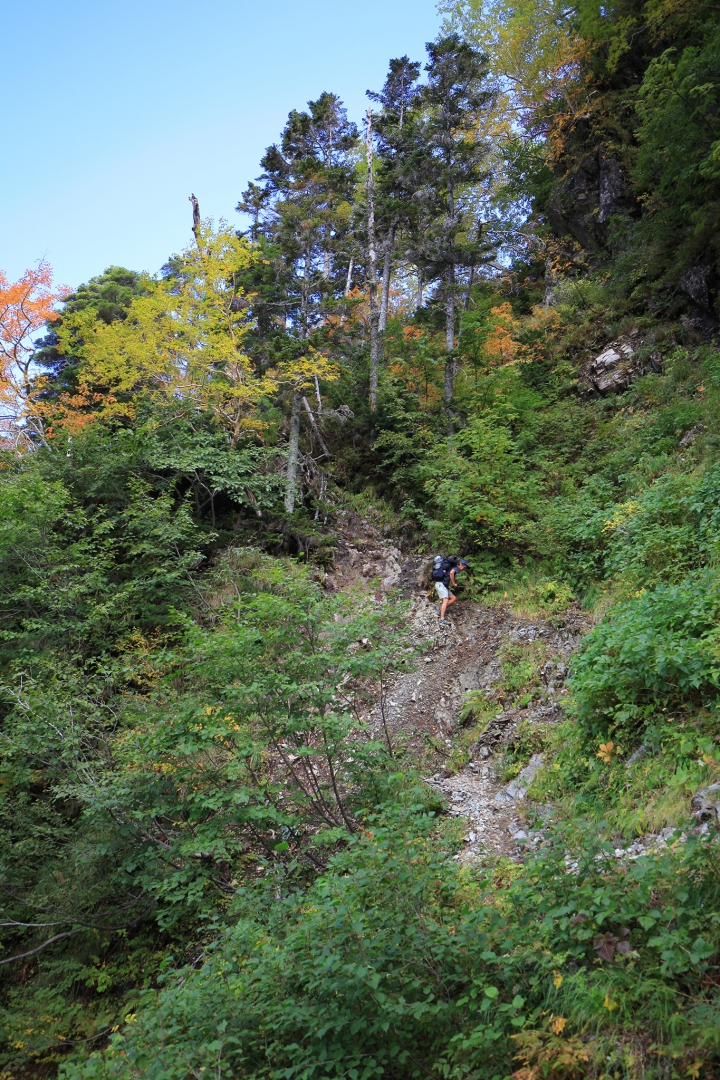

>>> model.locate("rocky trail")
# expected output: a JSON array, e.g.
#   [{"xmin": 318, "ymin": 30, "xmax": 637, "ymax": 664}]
[
  {"xmin": 327, "ymin": 510, "xmax": 588, "ymax": 860},
  {"xmin": 326, "ymin": 510, "xmax": 711, "ymax": 863},
  {"xmin": 365, "ymin": 598, "xmax": 584, "ymax": 861}
]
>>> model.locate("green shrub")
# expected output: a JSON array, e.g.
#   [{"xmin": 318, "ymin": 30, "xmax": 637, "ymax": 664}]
[
  {"xmin": 62, "ymin": 805, "xmax": 720, "ymax": 1080},
  {"xmin": 604, "ymin": 470, "xmax": 720, "ymax": 589},
  {"xmin": 528, "ymin": 579, "xmax": 574, "ymax": 612},
  {"xmin": 418, "ymin": 415, "xmax": 541, "ymax": 559},
  {"xmin": 553, "ymin": 464, "xmax": 720, "ymax": 592},
  {"xmin": 0, "ymin": 470, "xmax": 203, "ymax": 661},
  {"xmin": 569, "ymin": 571, "xmax": 720, "ymax": 741}
]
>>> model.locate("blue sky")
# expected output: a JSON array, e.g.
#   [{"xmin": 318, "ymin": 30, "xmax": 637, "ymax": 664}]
[{"xmin": 0, "ymin": 0, "xmax": 441, "ymax": 292}]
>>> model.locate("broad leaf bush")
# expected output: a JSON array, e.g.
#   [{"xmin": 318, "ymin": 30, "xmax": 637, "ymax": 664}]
[
  {"xmin": 63, "ymin": 805, "xmax": 720, "ymax": 1080},
  {"xmin": 570, "ymin": 571, "xmax": 720, "ymax": 740},
  {"xmin": 418, "ymin": 415, "xmax": 540, "ymax": 565}
]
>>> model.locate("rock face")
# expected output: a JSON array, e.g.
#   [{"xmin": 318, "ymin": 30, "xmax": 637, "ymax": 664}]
[
  {"xmin": 598, "ymin": 154, "xmax": 632, "ymax": 230},
  {"xmin": 355, "ymin": 545, "xmax": 403, "ymax": 591},
  {"xmin": 547, "ymin": 147, "xmax": 635, "ymax": 251},
  {"xmin": 680, "ymin": 265, "xmax": 714, "ymax": 313},
  {"xmin": 329, "ymin": 515, "xmax": 405, "ymax": 594},
  {"xmin": 582, "ymin": 339, "xmax": 636, "ymax": 395}
]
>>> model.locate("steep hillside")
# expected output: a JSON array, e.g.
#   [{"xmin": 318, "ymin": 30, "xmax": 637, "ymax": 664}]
[{"xmin": 2, "ymin": 0, "xmax": 720, "ymax": 1074}]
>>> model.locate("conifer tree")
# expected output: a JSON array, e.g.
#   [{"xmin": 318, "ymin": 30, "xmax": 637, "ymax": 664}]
[
  {"xmin": 32, "ymin": 267, "xmax": 146, "ymax": 406},
  {"xmin": 236, "ymin": 181, "xmax": 272, "ymax": 244},
  {"xmin": 255, "ymin": 93, "xmax": 358, "ymax": 338},
  {"xmin": 246, "ymin": 93, "xmax": 358, "ymax": 509},
  {"xmin": 367, "ymin": 56, "xmax": 422, "ymax": 331},
  {"xmin": 406, "ymin": 34, "xmax": 495, "ymax": 433},
  {"xmin": 365, "ymin": 108, "xmax": 380, "ymax": 414}
]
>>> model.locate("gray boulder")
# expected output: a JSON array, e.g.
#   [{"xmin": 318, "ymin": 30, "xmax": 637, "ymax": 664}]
[
  {"xmin": 585, "ymin": 341, "xmax": 635, "ymax": 395},
  {"xmin": 494, "ymin": 754, "xmax": 544, "ymax": 807},
  {"xmin": 691, "ymin": 782, "xmax": 720, "ymax": 824}
]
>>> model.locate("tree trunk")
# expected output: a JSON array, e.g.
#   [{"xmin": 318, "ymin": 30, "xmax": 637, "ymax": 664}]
[
  {"xmin": 302, "ymin": 396, "xmax": 330, "ymax": 458},
  {"xmin": 464, "ymin": 264, "xmax": 475, "ymax": 309},
  {"xmin": 378, "ymin": 223, "xmax": 396, "ymax": 334},
  {"xmin": 284, "ymin": 391, "xmax": 302, "ymax": 513},
  {"xmin": 443, "ymin": 166, "xmax": 458, "ymax": 437},
  {"xmin": 189, "ymin": 194, "xmax": 202, "ymax": 251},
  {"xmin": 416, "ymin": 267, "xmax": 423, "ymax": 309},
  {"xmin": 366, "ymin": 109, "xmax": 380, "ymax": 414},
  {"xmin": 444, "ymin": 263, "xmax": 456, "ymax": 437},
  {"xmin": 301, "ymin": 248, "xmax": 310, "ymax": 337}
]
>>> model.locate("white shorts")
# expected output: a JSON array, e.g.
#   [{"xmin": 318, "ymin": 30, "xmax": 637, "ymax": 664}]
[{"xmin": 435, "ymin": 582, "xmax": 450, "ymax": 600}]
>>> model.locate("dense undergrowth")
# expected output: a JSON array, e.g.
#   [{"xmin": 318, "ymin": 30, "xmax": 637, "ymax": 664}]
[
  {"xmin": 4, "ymin": 291, "xmax": 720, "ymax": 1077},
  {"xmin": 3, "ymin": 0, "xmax": 720, "ymax": 1072}
]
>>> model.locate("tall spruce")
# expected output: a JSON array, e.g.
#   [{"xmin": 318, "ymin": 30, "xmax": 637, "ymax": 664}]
[
  {"xmin": 408, "ymin": 34, "xmax": 495, "ymax": 434},
  {"xmin": 255, "ymin": 92, "xmax": 358, "ymax": 336},
  {"xmin": 365, "ymin": 109, "xmax": 380, "ymax": 414},
  {"xmin": 248, "ymin": 93, "xmax": 358, "ymax": 511},
  {"xmin": 367, "ymin": 57, "xmax": 422, "ymax": 332}
]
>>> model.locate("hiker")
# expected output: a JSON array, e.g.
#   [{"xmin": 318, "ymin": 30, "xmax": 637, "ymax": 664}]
[{"xmin": 431, "ymin": 556, "xmax": 469, "ymax": 623}]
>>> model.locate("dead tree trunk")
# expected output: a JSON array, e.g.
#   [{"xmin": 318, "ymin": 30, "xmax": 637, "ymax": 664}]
[
  {"xmin": 366, "ymin": 109, "xmax": 380, "ymax": 414},
  {"xmin": 378, "ymin": 223, "xmax": 396, "ymax": 334},
  {"xmin": 463, "ymin": 265, "xmax": 475, "ymax": 310},
  {"xmin": 189, "ymin": 194, "xmax": 202, "ymax": 250},
  {"xmin": 284, "ymin": 391, "xmax": 302, "ymax": 513},
  {"xmin": 301, "ymin": 248, "xmax": 311, "ymax": 338},
  {"xmin": 302, "ymin": 396, "xmax": 330, "ymax": 458},
  {"xmin": 444, "ymin": 263, "xmax": 456, "ymax": 437}
]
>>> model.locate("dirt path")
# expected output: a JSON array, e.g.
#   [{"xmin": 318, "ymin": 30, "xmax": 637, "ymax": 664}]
[
  {"xmin": 325, "ymin": 511, "xmax": 713, "ymax": 863},
  {"xmin": 363, "ymin": 596, "xmax": 586, "ymax": 859},
  {"xmin": 327, "ymin": 510, "xmax": 588, "ymax": 860}
]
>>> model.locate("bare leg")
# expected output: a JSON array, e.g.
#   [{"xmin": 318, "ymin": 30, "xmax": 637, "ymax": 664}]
[{"xmin": 440, "ymin": 593, "xmax": 456, "ymax": 620}]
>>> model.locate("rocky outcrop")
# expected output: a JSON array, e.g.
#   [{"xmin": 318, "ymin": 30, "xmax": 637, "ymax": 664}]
[
  {"xmin": 579, "ymin": 337, "xmax": 667, "ymax": 395},
  {"xmin": 582, "ymin": 340, "xmax": 636, "ymax": 395},
  {"xmin": 691, "ymin": 782, "xmax": 720, "ymax": 825},
  {"xmin": 493, "ymin": 754, "xmax": 544, "ymax": 808},
  {"xmin": 547, "ymin": 147, "xmax": 635, "ymax": 252},
  {"xmin": 679, "ymin": 264, "xmax": 717, "ymax": 321},
  {"xmin": 679, "ymin": 423, "xmax": 705, "ymax": 448}
]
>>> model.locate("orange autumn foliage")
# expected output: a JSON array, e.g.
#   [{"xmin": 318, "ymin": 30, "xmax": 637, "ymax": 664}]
[
  {"xmin": 467, "ymin": 302, "xmax": 562, "ymax": 375},
  {"xmin": 0, "ymin": 262, "xmax": 67, "ymax": 442},
  {"xmin": 387, "ymin": 325, "xmax": 444, "ymax": 408},
  {"xmin": 482, "ymin": 302, "xmax": 524, "ymax": 366}
]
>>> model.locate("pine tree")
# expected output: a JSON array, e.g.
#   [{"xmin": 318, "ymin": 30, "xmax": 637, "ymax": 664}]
[
  {"xmin": 367, "ymin": 56, "xmax": 423, "ymax": 331},
  {"xmin": 406, "ymin": 34, "xmax": 495, "ymax": 433},
  {"xmin": 247, "ymin": 93, "xmax": 358, "ymax": 510}
]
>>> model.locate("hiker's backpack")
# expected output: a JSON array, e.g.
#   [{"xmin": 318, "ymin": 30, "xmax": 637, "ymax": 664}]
[{"xmin": 430, "ymin": 555, "xmax": 458, "ymax": 582}]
